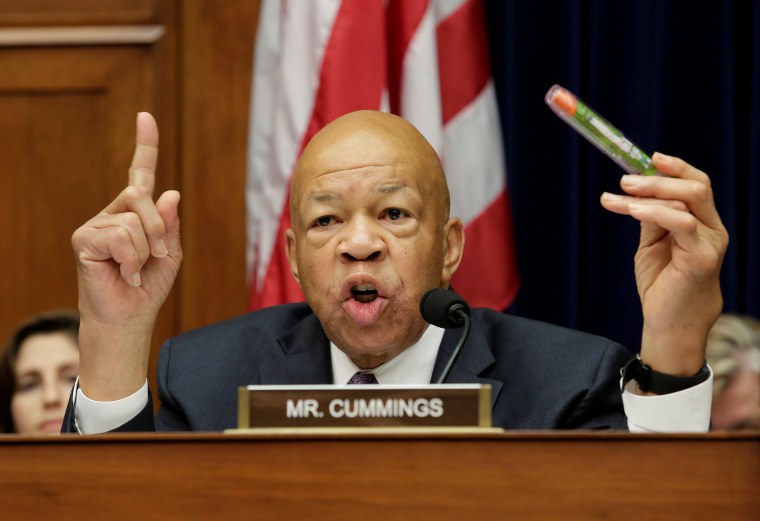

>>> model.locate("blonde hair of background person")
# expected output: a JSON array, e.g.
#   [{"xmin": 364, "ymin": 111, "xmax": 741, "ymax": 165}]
[
  {"xmin": 0, "ymin": 310, "xmax": 80, "ymax": 434},
  {"xmin": 705, "ymin": 314, "xmax": 760, "ymax": 430}
]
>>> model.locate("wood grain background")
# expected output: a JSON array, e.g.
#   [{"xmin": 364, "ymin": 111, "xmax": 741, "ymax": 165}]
[{"xmin": 0, "ymin": 0, "xmax": 260, "ymax": 401}]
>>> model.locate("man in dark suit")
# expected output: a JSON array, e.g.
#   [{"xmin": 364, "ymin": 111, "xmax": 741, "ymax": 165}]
[{"xmin": 65, "ymin": 110, "xmax": 726, "ymax": 433}]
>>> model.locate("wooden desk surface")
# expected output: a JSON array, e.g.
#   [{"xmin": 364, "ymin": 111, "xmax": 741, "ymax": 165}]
[{"xmin": 1, "ymin": 430, "xmax": 758, "ymax": 520}]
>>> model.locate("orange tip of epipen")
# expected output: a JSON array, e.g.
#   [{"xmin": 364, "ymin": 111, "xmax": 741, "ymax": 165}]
[{"xmin": 546, "ymin": 85, "xmax": 577, "ymax": 117}]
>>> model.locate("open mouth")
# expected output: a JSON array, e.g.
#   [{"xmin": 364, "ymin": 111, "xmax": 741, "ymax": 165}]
[
  {"xmin": 343, "ymin": 278, "xmax": 388, "ymax": 325},
  {"xmin": 351, "ymin": 284, "xmax": 379, "ymax": 304}
]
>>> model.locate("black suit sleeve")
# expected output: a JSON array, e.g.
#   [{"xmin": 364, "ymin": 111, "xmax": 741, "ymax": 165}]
[{"xmin": 558, "ymin": 341, "xmax": 629, "ymax": 430}]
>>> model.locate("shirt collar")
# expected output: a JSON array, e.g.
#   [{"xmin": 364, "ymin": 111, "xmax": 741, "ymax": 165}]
[{"xmin": 330, "ymin": 324, "xmax": 445, "ymax": 385}]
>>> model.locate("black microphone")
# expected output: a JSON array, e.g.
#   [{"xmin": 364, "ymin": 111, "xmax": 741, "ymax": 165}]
[{"xmin": 419, "ymin": 288, "xmax": 471, "ymax": 384}]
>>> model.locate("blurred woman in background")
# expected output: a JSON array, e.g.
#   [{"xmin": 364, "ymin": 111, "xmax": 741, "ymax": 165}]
[
  {"xmin": 705, "ymin": 314, "xmax": 760, "ymax": 430},
  {"xmin": 0, "ymin": 310, "xmax": 79, "ymax": 434}
]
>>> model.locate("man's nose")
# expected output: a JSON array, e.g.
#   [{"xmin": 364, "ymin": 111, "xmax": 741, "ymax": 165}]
[{"xmin": 337, "ymin": 218, "xmax": 386, "ymax": 262}]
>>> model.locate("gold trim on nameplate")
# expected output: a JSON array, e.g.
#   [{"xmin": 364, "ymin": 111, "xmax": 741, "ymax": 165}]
[
  {"xmin": 224, "ymin": 426, "xmax": 506, "ymax": 436},
  {"xmin": 234, "ymin": 384, "xmax": 492, "ymax": 429}
]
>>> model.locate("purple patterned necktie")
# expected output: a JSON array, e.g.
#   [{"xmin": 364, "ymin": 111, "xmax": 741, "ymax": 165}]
[{"xmin": 348, "ymin": 372, "xmax": 379, "ymax": 385}]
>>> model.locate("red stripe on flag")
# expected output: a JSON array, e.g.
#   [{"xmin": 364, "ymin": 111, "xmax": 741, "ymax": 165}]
[
  {"xmin": 250, "ymin": 0, "xmax": 387, "ymax": 310},
  {"xmin": 452, "ymin": 191, "xmax": 520, "ymax": 309},
  {"xmin": 437, "ymin": 0, "xmax": 491, "ymax": 124},
  {"xmin": 304, "ymin": 0, "xmax": 387, "ymax": 138},
  {"xmin": 386, "ymin": 0, "xmax": 428, "ymax": 115}
]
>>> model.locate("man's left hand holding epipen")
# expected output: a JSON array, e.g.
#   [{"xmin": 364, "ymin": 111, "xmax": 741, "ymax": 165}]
[{"xmin": 600, "ymin": 152, "xmax": 728, "ymax": 392}]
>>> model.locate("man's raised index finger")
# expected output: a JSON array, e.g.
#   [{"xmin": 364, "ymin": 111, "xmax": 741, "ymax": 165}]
[{"xmin": 129, "ymin": 112, "xmax": 159, "ymax": 194}]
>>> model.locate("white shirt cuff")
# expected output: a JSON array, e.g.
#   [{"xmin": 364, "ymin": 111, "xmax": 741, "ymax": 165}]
[
  {"xmin": 75, "ymin": 380, "xmax": 150, "ymax": 434},
  {"xmin": 622, "ymin": 367, "xmax": 713, "ymax": 433}
]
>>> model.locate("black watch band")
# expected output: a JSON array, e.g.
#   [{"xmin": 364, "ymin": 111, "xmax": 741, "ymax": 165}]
[{"xmin": 621, "ymin": 355, "xmax": 710, "ymax": 394}]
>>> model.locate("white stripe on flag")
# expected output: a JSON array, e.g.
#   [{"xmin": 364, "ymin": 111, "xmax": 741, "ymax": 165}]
[
  {"xmin": 398, "ymin": 6, "xmax": 443, "ymax": 154},
  {"xmin": 246, "ymin": 0, "xmax": 341, "ymax": 285},
  {"xmin": 433, "ymin": 0, "xmax": 469, "ymax": 21},
  {"xmin": 443, "ymin": 80, "xmax": 506, "ymax": 224}
]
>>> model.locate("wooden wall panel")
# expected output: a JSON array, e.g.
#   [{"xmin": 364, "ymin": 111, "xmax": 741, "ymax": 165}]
[
  {"xmin": 0, "ymin": 0, "xmax": 262, "ymax": 403},
  {"xmin": 0, "ymin": 5, "xmax": 177, "ymax": 371},
  {"xmin": 177, "ymin": 0, "xmax": 260, "ymax": 333},
  {"xmin": 0, "ymin": 0, "xmax": 156, "ymax": 25}
]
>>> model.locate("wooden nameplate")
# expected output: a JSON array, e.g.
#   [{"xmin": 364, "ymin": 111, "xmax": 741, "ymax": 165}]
[{"xmin": 234, "ymin": 384, "xmax": 492, "ymax": 429}]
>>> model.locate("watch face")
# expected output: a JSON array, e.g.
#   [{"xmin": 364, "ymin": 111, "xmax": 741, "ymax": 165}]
[
  {"xmin": 622, "ymin": 356, "xmax": 644, "ymax": 380},
  {"xmin": 622, "ymin": 356, "xmax": 652, "ymax": 392}
]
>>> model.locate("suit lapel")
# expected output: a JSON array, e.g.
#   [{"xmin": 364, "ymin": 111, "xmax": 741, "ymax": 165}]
[
  {"xmin": 258, "ymin": 310, "xmax": 503, "ymax": 409},
  {"xmin": 259, "ymin": 312, "xmax": 333, "ymax": 385},
  {"xmin": 431, "ymin": 318, "xmax": 504, "ymax": 408}
]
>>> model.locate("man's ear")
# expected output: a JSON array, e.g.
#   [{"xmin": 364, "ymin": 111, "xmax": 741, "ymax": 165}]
[
  {"xmin": 441, "ymin": 217, "xmax": 465, "ymax": 284},
  {"xmin": 284, "ymin": 228, "xmax": 301, "ymax": 287}
]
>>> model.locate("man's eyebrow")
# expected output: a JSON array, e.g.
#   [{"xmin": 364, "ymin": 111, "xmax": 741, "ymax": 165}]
[
  {"xmin": 307, "ymin": 185, "xmax": 406, "ymax": 200},
  {"xmin": 309, "ymin": 192, "xmax": 339, "ymax": 202},
  {"xmin": 377, "ymin": 184, "xmax": 406, "ymax": 194}
]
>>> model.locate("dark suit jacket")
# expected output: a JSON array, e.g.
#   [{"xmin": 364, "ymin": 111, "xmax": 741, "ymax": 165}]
[{"xmin": 64, "ymin": 303, "xmax": 630, "ymax": 432}]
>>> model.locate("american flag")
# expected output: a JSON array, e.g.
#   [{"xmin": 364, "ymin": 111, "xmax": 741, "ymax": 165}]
[{"xmin": 246, "ymin": 0, "xmax": 518, "ymax": 311}]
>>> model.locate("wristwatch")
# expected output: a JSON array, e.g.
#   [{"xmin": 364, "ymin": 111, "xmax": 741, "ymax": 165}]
[{"xmin": 621, "ymin": 355, "xmax": 710, "ymax": 394}]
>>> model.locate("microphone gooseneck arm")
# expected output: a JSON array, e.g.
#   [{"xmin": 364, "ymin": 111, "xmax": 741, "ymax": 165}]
[
  {"xmin": 435, "ymin": 311, "xmax": 470, "ymax": 384},
  {"xmin": 419, "ymin": 288, "xmax": 472, "ymax": 384},
  {"xmin": 420, "ymin": 288, "xmax": 470, "ymax": 384}
]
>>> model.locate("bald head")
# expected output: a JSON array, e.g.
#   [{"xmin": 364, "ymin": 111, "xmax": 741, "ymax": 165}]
[
  {"xmin": 290, "ymin": 110, "xmax": 450, "ymax": 227},
  {"xmin": 283, "ymin": 110, "xmax": 465, "ymax": 367}
]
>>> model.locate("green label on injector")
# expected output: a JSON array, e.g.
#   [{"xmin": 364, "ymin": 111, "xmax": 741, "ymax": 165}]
[{"xmin": 575, "ymin": 102, "xmax": 657, "ymax": 176}]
